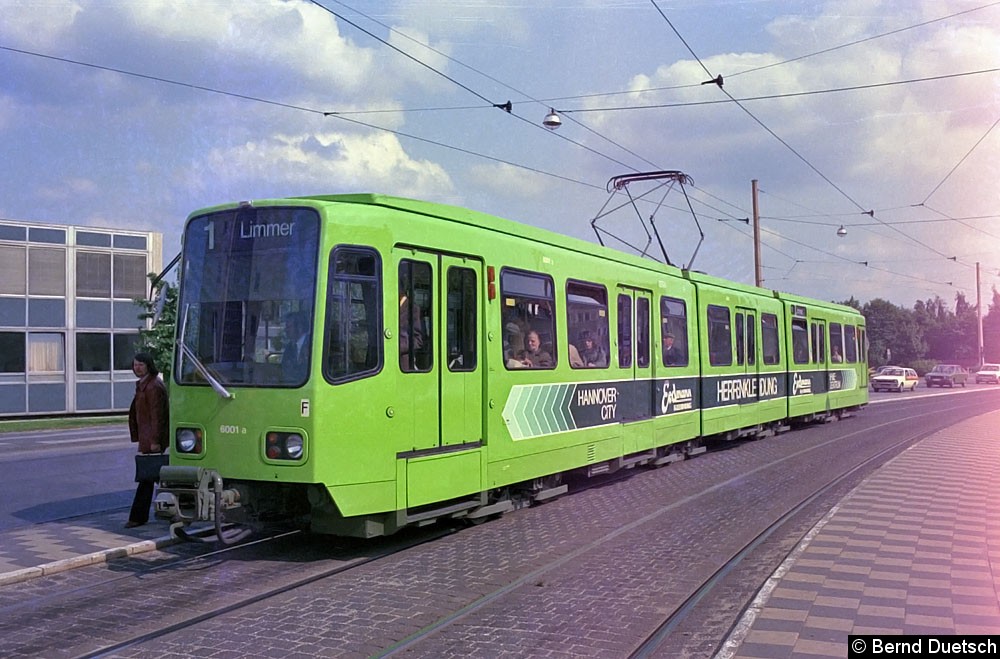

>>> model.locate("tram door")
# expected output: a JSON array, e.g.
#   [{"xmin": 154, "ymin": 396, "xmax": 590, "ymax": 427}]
[
  {"xmin": 396, "ymin": 250, "xmax": 483, "ymax": 451},
  {"xmin": 735, "ymin": 307, "xmax": 758, "ymax": 424},
  {"xmin": 616, "ymin": 287, "xmax": 655, "ymax": 454}
]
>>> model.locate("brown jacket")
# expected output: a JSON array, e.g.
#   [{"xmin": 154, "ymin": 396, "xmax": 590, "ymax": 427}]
[{"xmin": 129, "ymin": 376, "xmax": 169, "ymax": 454}]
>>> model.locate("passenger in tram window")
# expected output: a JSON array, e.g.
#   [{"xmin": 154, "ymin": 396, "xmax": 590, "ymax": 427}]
[
  {"xmin": 577, "ymin": 330, "xmax": 608, "ymax": 368},
  {"xmin": 126, "ymin": 352, "xmax": 168, "ymax": 529},
  {"xmin": 663, "ymin": 332, "xmax": 684, "ymax": 366},
  {"xmin": 516, "ymin": 330, "xmax": 553, "ymax": 368},
  {"xmin": 831, "ymin": 345, "xmax": 843, "ymax": 363},
  {"xmin": 568, "ymin": 342, "xmax": 585, "ymax": 368}
]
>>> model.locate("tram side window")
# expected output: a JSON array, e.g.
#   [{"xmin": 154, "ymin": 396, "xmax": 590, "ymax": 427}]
[
  {"xmin": 791, "ymin": 318, "xmax": 809, "ymax": 364},
  {"xmin": 324, "ymin": 247, "xmax": 382, "ymax": 383},
  {"xmin": 501, "ymin": 269, "xmax": 556, "ymax": 370},
  {"xmin": 829, "ymin": 323, "xmax": 844, "ymax": 363},
  {"xmin": 617, "ymin": 294, "xmax": 632, "ymax": 368},
  {"xmin": 761, "ymin": 313, "xmax": 780, "ymax": 365},
  {"xmin": 447, "ymin": 267, "xmax": 477, "ymax": 372},
  {"xmin": 811, "ymin": 322, "xmax": 825, "ymax": 364},
  {"xmin": 566, "ymin": 281, "xmax": 609, "ymax": 369},
  {"xmin": 707, "ymin": 305, "xmax": 732, "ymax": 366},
  {"xmin": 844, "ymin": 325, "xmax": 858, "ymax": 363},
  {"xmin": 660, "ymin": 297, "xmax": 688, "ymax": 367},
  {"xmin": 399, "ymin": 260, "xmax": 433, "ymax": 373}
]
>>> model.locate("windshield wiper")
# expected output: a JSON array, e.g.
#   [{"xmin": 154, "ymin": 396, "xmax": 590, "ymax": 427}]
[{"xmin": 178, "ymin": 304, "xmax": 234, "ymax": 400}]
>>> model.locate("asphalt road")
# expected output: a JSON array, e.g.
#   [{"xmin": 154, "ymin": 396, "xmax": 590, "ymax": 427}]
[{"xmin": 0, "ymin": 424, "xmax": 135, "ymax": 532}]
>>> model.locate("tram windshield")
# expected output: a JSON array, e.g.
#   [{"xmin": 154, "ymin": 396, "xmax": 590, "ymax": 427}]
[{"xmin": 175, "ymin": 206, "xmax": 320, "ymax": 388}]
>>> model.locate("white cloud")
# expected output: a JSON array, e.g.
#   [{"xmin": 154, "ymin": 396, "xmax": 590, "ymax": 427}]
[{"xmin": 188, "ymin": 130, "xmax": 454, "ymax": 200}]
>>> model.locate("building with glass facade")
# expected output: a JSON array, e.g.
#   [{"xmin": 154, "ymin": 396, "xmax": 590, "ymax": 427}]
[{"xmin": 0, "ymin": 220, "xmax": 163, "ymax": 416}]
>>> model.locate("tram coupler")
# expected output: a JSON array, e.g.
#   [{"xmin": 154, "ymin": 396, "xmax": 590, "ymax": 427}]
[{"xmin": 154, "ymin": 466, "xmax": 249, "ymax": 545}]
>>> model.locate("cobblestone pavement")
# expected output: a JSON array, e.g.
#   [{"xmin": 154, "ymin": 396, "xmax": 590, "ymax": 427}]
[
  {"xmin": 1, "ymin": 398, "xmax": 996, "ymax": 658},
  {"xmin": 721, "ymin": 409, "xmax": 1000, "ymax": 658}
]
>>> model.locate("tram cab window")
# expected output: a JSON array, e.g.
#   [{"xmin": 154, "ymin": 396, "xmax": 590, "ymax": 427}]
[
  {"xmin": 707, "ymin": 305, "xmax": 732, "ymax": 366},
  {"xmin": 323, "ymin": 247, "xmax": 382, "ymax": 383},
  {"xmin": 566, "ymin": 281, "xmax": 608, "ymax": 369},
  {"xmin": 791, "ymin": 318, "xmax": 809, "ymax": 364},
  {"xmin": 399, "ymin": 260, "xmax": 433, "ymax": 373},
  {"xmin": 761, "ymin": 313, "xmax": 780, "ymax": 365},
  {"xmin": 844, "ymin": 325, "xmax": 858, "ymax": 363},
  {"xmin": 660, "ymin": 297, "xmax": 688, "ymax": 367},
  {"xmin": 501, "ymin": 269, "xmax": 556, "ymax": 370}
]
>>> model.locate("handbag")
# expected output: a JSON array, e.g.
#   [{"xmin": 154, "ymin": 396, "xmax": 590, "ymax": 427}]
[{"xmin": 135, "ymin": 453, "xmax": 169, "ymax": 483}]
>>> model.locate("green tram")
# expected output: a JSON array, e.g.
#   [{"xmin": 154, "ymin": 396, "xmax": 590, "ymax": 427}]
[{"xmin": 156, "ymin": 194, "xmax": 868, "ymax": 540}]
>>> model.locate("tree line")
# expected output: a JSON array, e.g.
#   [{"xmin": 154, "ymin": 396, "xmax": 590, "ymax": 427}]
[{"xmin": 842, "ymin": 290, "xmax": 1000, "ymax": 373}]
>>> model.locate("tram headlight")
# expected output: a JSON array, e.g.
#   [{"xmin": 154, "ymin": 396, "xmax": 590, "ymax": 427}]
[
  {"xmin": 176, "ymin": 427, "xmax": 203, "ymax": 454},
  {"xmin": 284, "ymin": 434, "xmax": 304, "ymax": 459},
  {"xmin": 263, "ymin": 430, "xmax": 306, "ymax": 462}
]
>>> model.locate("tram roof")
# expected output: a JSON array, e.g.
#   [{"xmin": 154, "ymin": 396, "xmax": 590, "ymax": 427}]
[{"xmin": 298, "ymin": 192, "xmax": 687, "ymax": 276}]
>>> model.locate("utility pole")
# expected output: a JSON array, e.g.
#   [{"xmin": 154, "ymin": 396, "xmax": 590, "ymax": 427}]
[
  {"xmin": 977, "ymin": 262, "xmax": 984, "ymax": 366},
  {"xmin": 752, "ymin": 179, "xmax": 762, "ymax": 287}
]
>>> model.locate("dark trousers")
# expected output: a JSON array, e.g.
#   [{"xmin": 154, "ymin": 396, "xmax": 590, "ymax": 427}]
[{"xmin": 129, "ymin": 480, "xmax": 155, "ymax": 524}]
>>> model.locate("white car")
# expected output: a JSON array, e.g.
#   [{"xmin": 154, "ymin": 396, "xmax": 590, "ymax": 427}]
[
  {"xmin": 975, "ymin": 364, "xmax": 1000, "ymax": 384},
  {"xmin": 871, "ymin": 367, "xmax": 919, "ymax": 392}
]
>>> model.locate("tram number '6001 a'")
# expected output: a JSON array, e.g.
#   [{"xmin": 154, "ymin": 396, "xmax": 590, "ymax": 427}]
[{"xmin": 219, "ymin": 425, "xmax": 247, "ymax": 435}]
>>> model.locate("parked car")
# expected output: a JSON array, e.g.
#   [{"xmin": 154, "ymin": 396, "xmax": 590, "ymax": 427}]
[
  {"xmin": 924, "ymin": 364, "xmax": 968, "ymax": 388},
  {"xmin": 975, "ymin": 363, "xmax": 1000, "ymax": 384},
  {"xmin": 871, "ymin": 367, "xmax": 919, "ymax": 392}
]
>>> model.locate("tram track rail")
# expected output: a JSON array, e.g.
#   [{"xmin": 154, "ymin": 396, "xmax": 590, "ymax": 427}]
[{"xmin": 75, "ymin": 526, "xmax": 456, "ymax": 659}]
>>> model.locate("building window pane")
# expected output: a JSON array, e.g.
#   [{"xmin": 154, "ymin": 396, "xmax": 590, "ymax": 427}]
[
  {"xmin": 114, "ymin": 234, "xmax": 147, "ymax": 250},
  {"xmin": 113, "ymin": 253, "xmax": 148, "ymax": 298},
  {"xmin": 28, "ymin": 333, "xmax": 64, "ymax": 373},
  {"xmin": 0, "ymin": 224, "xmax": 26, "ymax": 241},
  {"xmin": 29, "ymin": 227, "xmax": 65, "ymax": 244},
  {"xmin": 77, "ymin": 252, "xmax": 112, "ymax": 297},
  {"xmin": 77, "ymin": 231, "xmax": 112, "ymax": 247},
  {"xmin": 28, "ymin": 247, "xmax": 66, "ymax": 296},
  {"xmin": 0, "ymin": 245, "xmax": 26, "ymax": 295},
  {"xmin": 114, "ymin": 333, "xmax": 142, "ymax": 371},
  {"xmin": 76, "ymin": 332, "xmax": 111, "ymax": 371},
  {"xmin": 0, "ymin": 332, "xmax": 26, "ymax": 373},
  {"xmin": 567, "ymin": 281, "xmax": 609, "ymax": 369}
]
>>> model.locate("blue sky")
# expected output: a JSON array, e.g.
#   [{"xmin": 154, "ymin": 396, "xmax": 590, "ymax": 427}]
[{"xmin": 1, "ymin": 0, "xmax": 997, "ymax": 308}]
